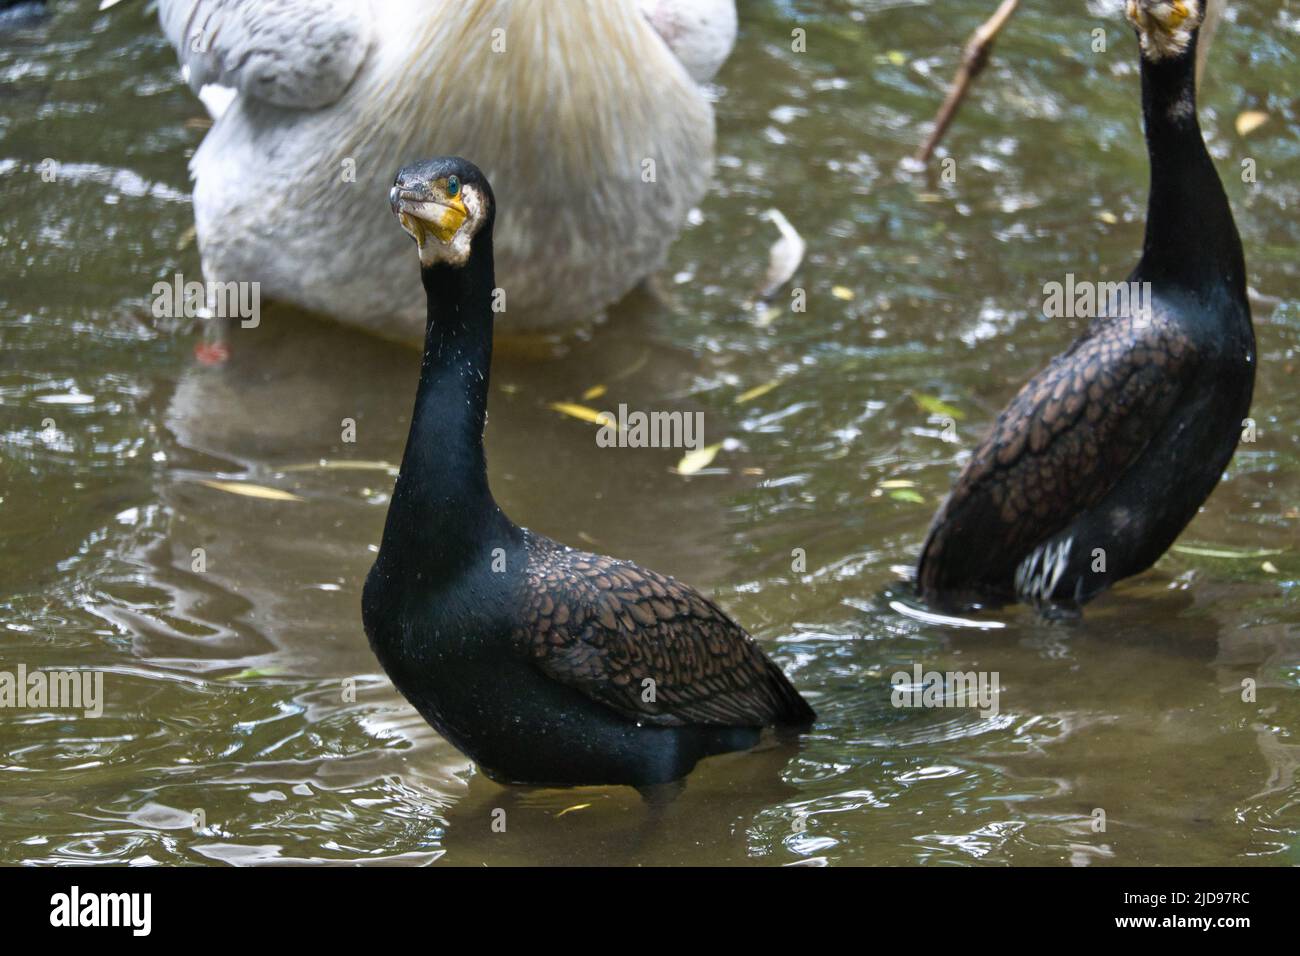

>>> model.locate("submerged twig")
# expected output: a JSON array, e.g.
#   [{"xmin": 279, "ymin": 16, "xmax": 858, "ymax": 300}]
[{"xmin": 915, "ymin": 0, "xmax": 1020, "ymax": 166}]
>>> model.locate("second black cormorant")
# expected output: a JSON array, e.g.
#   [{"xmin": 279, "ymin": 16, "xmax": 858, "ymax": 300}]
[
  {"xmin": 917, "ymin": 0, "xmax": 1253, "ymax": 616},
  {"xmin": 362, "ymin": 157, "xmax": 814, "ymax": 790}
]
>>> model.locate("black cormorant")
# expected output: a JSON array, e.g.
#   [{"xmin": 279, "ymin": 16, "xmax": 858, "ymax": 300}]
[
  {"xmin": 362, "ymin": 157, "xmax": 814, "ymax": 789},
  {"xmin": 916, "ymin": 0, "xmax": 1253, "ymax": 617}
]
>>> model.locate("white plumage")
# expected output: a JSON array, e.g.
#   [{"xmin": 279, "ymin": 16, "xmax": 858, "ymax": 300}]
[{"xmin": 159, "ymin": 0, "xmax": 737, "ymax": 341}]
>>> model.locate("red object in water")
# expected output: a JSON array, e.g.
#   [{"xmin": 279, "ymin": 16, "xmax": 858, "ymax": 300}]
[{"xmin": 194, "ymin": 341, "xmax": 230, "ymax": 365}]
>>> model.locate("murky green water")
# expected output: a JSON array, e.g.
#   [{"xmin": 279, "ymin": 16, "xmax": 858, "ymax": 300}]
[{"xmin": 2, "ymin": 0, "xmax": 1298, "ymax": 865}]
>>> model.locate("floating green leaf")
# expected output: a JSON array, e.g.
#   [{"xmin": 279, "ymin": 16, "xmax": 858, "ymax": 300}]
[
  {"xmin": 912, "ymin": 393, "xmax": 965, "ymax": 420},
  {"xmin": 889, "ymin": 489, "xmax": 926, "ymax": 504},
  {"xmin": 222, "ymin": 666, "xmax": 283, "ymax": 681},
  {"xmin": 735, "ymin": 380, "xmax": 782, "ymax": 404}
]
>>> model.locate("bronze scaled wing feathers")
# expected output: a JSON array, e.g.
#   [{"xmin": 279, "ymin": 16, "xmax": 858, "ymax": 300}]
[
  {"xmin": 513, "ymin": 539, "xmax": 813, "ymax": 727},
  {"xmin": 919, "ymin": 320, "xmax": 1196, "ymax": 599}
]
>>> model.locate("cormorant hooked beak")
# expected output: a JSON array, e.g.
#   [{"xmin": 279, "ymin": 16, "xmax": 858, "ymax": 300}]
[{"xmin": 390, "ymin": 180, "xmax": 469, "ymax": 249}]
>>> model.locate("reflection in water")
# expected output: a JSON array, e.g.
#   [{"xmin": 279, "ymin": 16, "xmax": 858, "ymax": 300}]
[
  {"xmin": 156, "ymin": 301, "xmax": 751, "ymax": 659},
  {"xmin": 437, "ymin": 741, "xmax": 805, "ymax": 866},
  {"xmin": 0, "ymin": 0, "xmax": 1297, "ymax": 865}
]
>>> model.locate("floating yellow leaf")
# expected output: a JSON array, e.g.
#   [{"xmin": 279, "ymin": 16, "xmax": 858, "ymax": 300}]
[
  {"xmin": 912, "ymin": 392, "xmax": 966, "ymax": 420},
  {"xmin": 198, "ymin": 480, "xmax": 303, "ymax": 502},
  {"xmin": 581, "ymin": 384, "xmax": 607, "ymax": 401},
  {"xmin": 886, "ymin": 50, "xmax": 907, "ymax": 66},
  {"xmin": 1262, "ymin": 561, "xmax": 1279, "ymax": 574},
  {"xmin": 676, "ymin": 443, "xmax": 724, "ymax": 475},
  {"xmin": 555, "ymin": 803, "xmax": 591, "ymax": 818},
  {"xmin": 548, "ymin": 402, "xmax": 615, "ymax": 427},
  {"xmin": 889, "ymin": 489, "xmax": 925, "ymax": 504},
  {"xmin": 832, "ymin": 285, "xmax": 855, "ymax": 301},
  {"xmin": 1235, "ymin": 110, "xmax": 1269, "ymax": 137},
  {"xmin": 1096, "ymin": 210, "xmax": 1119, "ymax": 225},
  {"xmin": 735, "ymin": 380, "xmax": 781, "ymax": 404},
  {"xmin": 878, "ymin": 479, "xmax": 917, "ymax": 489},
  {"xmin": 1172, "ymin": 544, "xmax": 1284, "ymax": 559}
]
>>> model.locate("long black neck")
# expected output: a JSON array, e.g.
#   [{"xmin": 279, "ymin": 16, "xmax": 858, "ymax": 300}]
[
  {"xmin": 378, "ymin": 234, "xmax": 512, "ymax": 576},
  {"xmin": 1136, "ymin": 28, "xmax": 1246, "ymax": 299}
]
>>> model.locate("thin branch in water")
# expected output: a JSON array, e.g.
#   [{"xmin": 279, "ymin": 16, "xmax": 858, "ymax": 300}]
[{"xmin": 914, "ymin": 0, "xmax": 1020, "ymax": 166}]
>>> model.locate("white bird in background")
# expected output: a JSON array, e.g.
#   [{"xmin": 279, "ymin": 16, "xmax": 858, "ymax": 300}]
[{"xmin": 157, "ymin": 0, "xmax": 737, "ymax": 342}]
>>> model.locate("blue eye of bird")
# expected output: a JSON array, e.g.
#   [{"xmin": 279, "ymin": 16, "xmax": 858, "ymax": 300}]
[{"xmin": 447, "ymin": 176, "xmax": 460, "ymax": 197}]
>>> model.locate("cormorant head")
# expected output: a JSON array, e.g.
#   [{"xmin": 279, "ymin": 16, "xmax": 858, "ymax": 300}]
[
  {"xmin": 1126, "ymin": 0, "xmax": 1204, "ymax": 61},
  {"xmin": 390, "ymin": 157, "xmax": 494, "ymax": 268}
]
